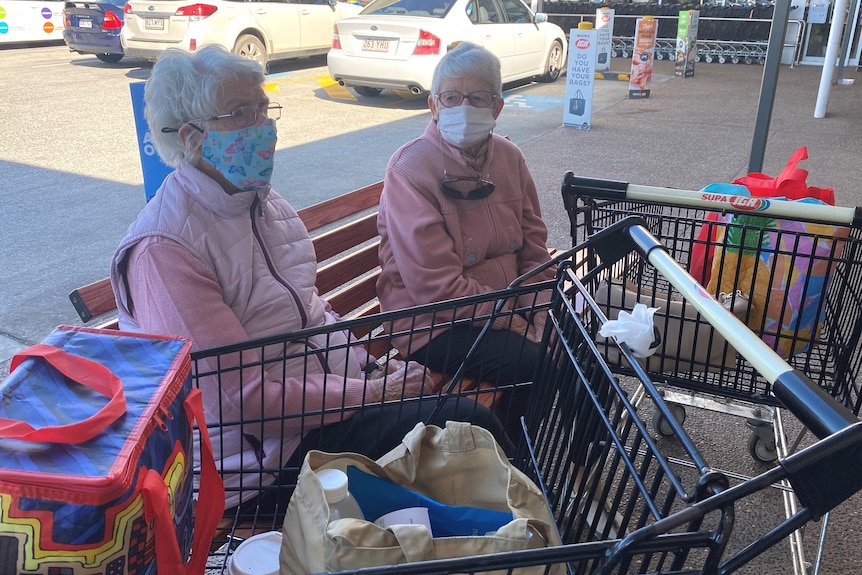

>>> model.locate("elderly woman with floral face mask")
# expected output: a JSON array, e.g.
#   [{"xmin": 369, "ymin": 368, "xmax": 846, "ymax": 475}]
[
  {"xmin": 109, "ymin": 45, "xmax": 513, "ymax": 512},
  {"xmin": 376, "ymin": 42, "xmax": 556, "ymax": 440}
]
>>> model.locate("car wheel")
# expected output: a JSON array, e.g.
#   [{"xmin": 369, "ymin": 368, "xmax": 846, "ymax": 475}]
[
  {"xmin": 234, "ymin": 34, "xmax": 268, "ymax": 70},
  {"xmin": 539, "ymin": 40, "xmax": 564, "ymax": 83},
  {"xmin": 96, "ymin": 53, "xmax": 123, "ymax": 63},
  {"xmin": 354, "ymin": 86, "xmax": 383, "ymax": 97}
]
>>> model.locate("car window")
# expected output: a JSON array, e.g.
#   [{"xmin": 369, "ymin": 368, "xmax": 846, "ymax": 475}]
[
  {"xmin": 362, "ymin": 0, "xmax": 451, "ymax": 17},
  {"xmin": 501, "ymin": 0, "xmax": 531, "ymax": 23},
  {"xmin": 475, "ymin": 0, "xmax": 501, "ymax": 23}
]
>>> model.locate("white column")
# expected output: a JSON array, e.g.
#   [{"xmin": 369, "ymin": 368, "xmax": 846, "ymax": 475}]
[{"xmin": 814, "ymin": 0, "xmax": 850, "ymax": 118}]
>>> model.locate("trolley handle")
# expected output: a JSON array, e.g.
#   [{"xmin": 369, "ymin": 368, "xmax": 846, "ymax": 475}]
[
  {"xmin": 561, "ymin": 171, "xmax": 862, "ymax": 227},
  {"xmin": 613, "ymin": 218, "xmax": 858, "ymax": 439}
]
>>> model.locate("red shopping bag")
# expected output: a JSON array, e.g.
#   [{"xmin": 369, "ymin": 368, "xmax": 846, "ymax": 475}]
[
  {"xmin": 690, "ymin": 146, "xmax": 835, "ymax": 284},
  {"xmin": 733, "ymin": 147, "xmax": 835, "ymax": 204}
]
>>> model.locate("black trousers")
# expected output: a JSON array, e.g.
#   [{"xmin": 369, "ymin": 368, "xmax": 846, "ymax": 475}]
[
  {"xmin": 240, "ymin": 395, "xmax": 511, "ymax": 515},
  {"xmin": 406, "ymin": 324, "xmax": 542, "ymax": 442}
]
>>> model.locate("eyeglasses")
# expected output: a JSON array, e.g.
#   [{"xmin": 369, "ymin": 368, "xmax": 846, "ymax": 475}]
[
  {"xmin": 436, "ymin": 91, "xmax": 498, "ymax": 109},
  {"xmin": 197, "ymin": 103, "xmax": 283, "ymax": 128},
  {"xmin": 161, "ymin": 103, "xmax": 283, "ymax": 133},
  {"xmin": 439, "ymin": 174, "xmax": 496, "ymax": 200}
]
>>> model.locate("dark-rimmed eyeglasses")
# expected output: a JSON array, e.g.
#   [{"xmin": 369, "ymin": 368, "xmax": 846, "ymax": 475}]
[
  {"xmin": 436, "ymin": 91, "xmax": 497, "ymax": 109},
  {"xmin": 161, "ymin": 103, "xmax": 283, "ymax": 133},
  {"xmin": 440, "ymin": 174, "xmax": 496, "ymax": 200}
]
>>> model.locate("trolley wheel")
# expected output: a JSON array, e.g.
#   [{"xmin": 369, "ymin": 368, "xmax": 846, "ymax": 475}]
[
  {"xmin": 652, "ymin": 404, "xmax": 686, "ymax": 437},
  {"xmin": 704, "ymin": 55, "xmax": 714, "ymax": 64},
  {"xmin": 622, "ymin": 51, "xmax": 631, "ymax": 59},
  {"xmin": 747, "ymin": 432, "xmax": 778, "ymax": 463},
  {"xmin": 655, "ymin": 52, "xmax": 664, "ymax": 61},
  {"xmin": 718, "ymin": 55, "xmax": 726, "ymax": 64},
  {"xmin": 695, "ymin": 54, "xmax": 702, "ymax": 62},
  {"xmin": 731, "ymin": 56, "xmax": 740, "ymax": 64}
]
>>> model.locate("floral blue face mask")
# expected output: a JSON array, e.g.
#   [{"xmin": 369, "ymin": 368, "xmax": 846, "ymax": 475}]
[{"xmin": 200, "ymin": 119, "xmax": 277, "ymax": 191}]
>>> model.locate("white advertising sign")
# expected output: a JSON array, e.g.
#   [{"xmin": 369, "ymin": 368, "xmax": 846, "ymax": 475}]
[
  {"xmin": 595, "ymin": 8, "xmax": 614, "ymax": 72},
  {"xmin": 563, "ymin": 26, "xmax": 597, "ymax": 130}
]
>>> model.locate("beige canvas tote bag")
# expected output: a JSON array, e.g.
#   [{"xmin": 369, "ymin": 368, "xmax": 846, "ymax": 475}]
[{"xmin": 280, "ymin": 421, "xmax": 562, "ymax": 575}]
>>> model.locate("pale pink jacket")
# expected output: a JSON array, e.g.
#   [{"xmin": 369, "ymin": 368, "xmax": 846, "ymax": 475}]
[
  {"xmin": 377, "ymin": 122, "xmax": 555, "ymax": 354},
  {"xmin": 110, "ymin": 164, "xmax": 365, "ymax": 508}
]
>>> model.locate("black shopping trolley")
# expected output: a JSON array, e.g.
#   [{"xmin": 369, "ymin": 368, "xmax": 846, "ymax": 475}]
[
  {"xmin": 193, "ymin": 217, "xmax": 862, "ymax": 575},
  {"xmin": 562, "ymin": 174, "xmax": 862, "ymax": 573}
]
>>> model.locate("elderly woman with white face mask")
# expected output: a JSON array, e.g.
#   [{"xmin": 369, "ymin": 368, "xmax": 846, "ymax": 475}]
[{"xmin": 376, "ymin": 42, "xmax": 555, "ymax": 441}]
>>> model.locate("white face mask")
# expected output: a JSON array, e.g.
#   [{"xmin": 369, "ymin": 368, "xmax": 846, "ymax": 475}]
[{"xmin": 436, "ymin": 105, "xmax": 496, "ymax": 149}]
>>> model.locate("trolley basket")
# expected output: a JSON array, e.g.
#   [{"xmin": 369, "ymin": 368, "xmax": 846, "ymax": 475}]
[{"xmin": 192, "ymin": 217, "xmax": 862, "ymax": 575}]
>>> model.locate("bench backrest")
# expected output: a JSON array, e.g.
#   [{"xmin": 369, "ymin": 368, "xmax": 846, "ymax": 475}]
[{"xmin": 69, "ymin": 181, "xmax": 385, "ymax": 329}]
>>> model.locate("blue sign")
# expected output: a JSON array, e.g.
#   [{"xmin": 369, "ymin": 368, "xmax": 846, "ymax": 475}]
[
  {"xmin": 129, "ymin": 82, "xmax": 173, "ymax": 202},
  {"xmin": 41, "ymin": 7, "xmax": 52, "ymax": 18}
]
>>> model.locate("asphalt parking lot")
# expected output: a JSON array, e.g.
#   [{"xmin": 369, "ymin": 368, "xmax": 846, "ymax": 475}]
[{"xmin": 2, "ymin": 41, "xmax": 862, "ymax": 575}]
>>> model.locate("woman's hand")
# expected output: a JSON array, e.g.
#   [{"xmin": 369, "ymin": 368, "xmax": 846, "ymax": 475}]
[{"xmin": 367, "ymin": 360, "xmax": 439, "ymax": 402}]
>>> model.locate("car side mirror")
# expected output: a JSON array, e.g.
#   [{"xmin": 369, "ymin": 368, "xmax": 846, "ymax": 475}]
[
  {"xmin": 328, "ymin": 0, "xmax": 337, "ymax": 6},
  {"xmin": 534, "ymin": 12, "xmax": 547, "ymax": 22}
]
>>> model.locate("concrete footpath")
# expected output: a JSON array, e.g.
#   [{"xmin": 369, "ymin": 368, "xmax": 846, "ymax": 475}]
[
  {"xmin": 520, "ymin": 59, "xmax": 861, "ymax": 575},
  {"xmin": 521, "ymin": 59, "xmax": 861, "ymax": 250}
]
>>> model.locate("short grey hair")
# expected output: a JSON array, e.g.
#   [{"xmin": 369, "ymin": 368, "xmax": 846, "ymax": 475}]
[
  {"xmin": 430, "ymin": 42, "xmax": 502, "ymax": 98},
  {"xmin": 144, "ymin": 45, "xmax": 266, "ymax": 166}
]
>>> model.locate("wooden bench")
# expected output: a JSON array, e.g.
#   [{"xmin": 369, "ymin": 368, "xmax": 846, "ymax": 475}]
[{"xmin": 69, "ymin": 180, "xmax": 386, "ymax": 332}]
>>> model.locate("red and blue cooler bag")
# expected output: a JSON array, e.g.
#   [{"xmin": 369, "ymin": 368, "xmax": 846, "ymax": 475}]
[{"xmin": 0, "ymin": 326, "xmax": 224, "ymax": 575}]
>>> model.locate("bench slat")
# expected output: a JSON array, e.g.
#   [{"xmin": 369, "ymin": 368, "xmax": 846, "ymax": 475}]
[
  {"xmin": 299, "ymin": 182, "xmax": 383, "ymax": 232},
  {"xmin": 69, "ymin": 279, "xmax": 116, "ymax": 323},
  {"xmin": 312, "ymin": 212, "xmax": 378, "ymax": 263},
  {"xmin": 325, "ymin": 272, "xmax": 380, "ymax": 319},
  {"xmin": 315, "ymin": 243, "xmax": 379, "ymax": 296}
]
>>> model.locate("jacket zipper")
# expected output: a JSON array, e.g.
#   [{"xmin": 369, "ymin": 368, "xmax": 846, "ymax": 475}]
[
  {"xmin": 250, "ymin": 196, "xmax": 330, "ymax": 374},
  {"xmin": 250, "ymin": 196, "xmax": 308, "ymax": 327}
]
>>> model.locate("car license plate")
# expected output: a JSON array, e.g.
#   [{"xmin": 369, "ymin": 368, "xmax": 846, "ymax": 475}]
[
  {"xmin": 144, "ymin": 18, "xmax": 164, "ymax": 30},
  {"xmin": 79, "ymin": 18, "xmax": 92, "ymax": 28},
  {"xmin": 362, "ymin": 39, "xmax": 389, "ymax": 52}
]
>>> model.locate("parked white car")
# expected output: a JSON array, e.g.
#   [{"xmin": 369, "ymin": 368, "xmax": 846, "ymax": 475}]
[
  {"xmin": 327, "ymin": 0, "xmax": 566, "ymax": 96},
  {"xmin": 121, "ymin": 0, "xmax": 362, "ymax": 68}
]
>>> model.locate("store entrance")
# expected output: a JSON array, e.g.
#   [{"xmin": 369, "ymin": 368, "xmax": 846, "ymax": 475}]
[{"xmin": 800, "ymin": 0, "xmax": 862, "ymax": 66}]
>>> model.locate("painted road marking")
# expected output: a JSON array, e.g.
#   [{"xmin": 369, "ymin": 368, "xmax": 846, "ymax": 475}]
[
  {"xmin": 318, "ymin": 75, "xmax": 356, "ymax": 100},
  {"xmin": 503, "ymin": 94, "xmax": 564, "ymax": 110}
]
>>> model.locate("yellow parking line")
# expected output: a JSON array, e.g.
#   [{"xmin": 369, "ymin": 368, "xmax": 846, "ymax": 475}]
[
  {"xmin": 317, "ymin": 75, "xmax": 356, "ymax": 100},
  {"xmin": 388, "ymin": 90, "xmax": 427, "ymax": 106}
]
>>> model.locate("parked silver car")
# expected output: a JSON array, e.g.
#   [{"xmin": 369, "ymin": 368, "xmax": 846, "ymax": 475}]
[{"xmin": 121, "ymin": 0, "xmax": 362, "ymax": 68}]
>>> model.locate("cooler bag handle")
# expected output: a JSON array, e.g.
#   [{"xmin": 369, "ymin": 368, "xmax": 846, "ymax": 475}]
[
  {"xmin": 1, "ymin": 343, "xmax": 126, "ymax": 443},
  {"xmin": 142, "ymin": 388, "xmax": 225, "ymax": 575}
]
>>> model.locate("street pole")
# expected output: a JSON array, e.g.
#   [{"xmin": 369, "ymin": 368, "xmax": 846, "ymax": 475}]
[{"xmin": 749, "ymin": 0, "xmax": 792, "ymax": 173}]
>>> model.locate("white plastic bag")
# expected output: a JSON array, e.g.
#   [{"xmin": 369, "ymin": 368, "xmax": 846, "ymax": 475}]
[{"xmin": 598, "ymin": 303, "xmax": 661, "ymax": 358}]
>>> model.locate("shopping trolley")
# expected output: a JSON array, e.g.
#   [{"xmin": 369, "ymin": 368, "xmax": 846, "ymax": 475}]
[
  {"xmin": 561, "ymin": 174, "xmax": 862, "ymax": 574},
  {"xmin": 188, "ymin": 216, "xmax": 862, "ymax": 575}
]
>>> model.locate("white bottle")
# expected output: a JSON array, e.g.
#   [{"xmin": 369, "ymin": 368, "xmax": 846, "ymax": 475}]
[{"xmin": 317, "ymin": 468, "xmax": 365, "ymax": 521}]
